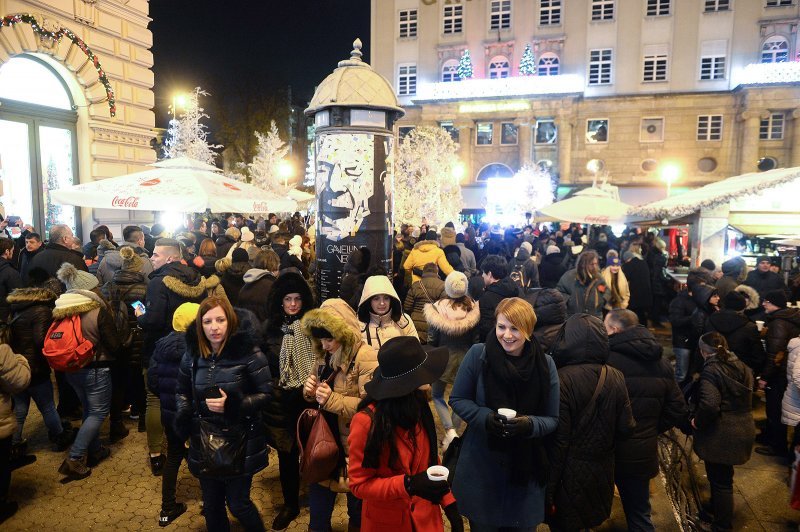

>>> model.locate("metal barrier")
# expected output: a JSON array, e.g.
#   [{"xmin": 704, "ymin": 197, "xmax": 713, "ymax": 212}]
[{"xmin": 657, "ymin": 429, "xmax": 705, "ymax": 531}]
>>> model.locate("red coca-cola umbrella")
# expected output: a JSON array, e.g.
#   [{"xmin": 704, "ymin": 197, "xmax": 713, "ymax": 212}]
[{"xmin": 50, "ymin": 157, "xmax": 297, "ymax": 213}]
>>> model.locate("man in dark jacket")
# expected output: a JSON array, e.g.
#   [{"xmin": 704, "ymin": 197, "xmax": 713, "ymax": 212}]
[
  {"xmin": 668, "ymin": 286, "xmax": 697, "ymax": 383},
  {"xmin": 510, "ymin": 242, "xmax": 540, "ymax": 291},
  {"xmin": 238, "ymin": 250, "xmax": 279, "ymax": 322},
  {"xmin": 539, "ymin": 245, "xmax": 566, "ymax": 288},
  {"xmin": 0, "ymin": 239, "xmax": 23, "ymax": 322},
  {"xmin": 621, "ymin": 251, "xmax": 652, "ymax": 327},
  {"xmin": 605, "ymin": 309, "xmax": 686, "ymax": 532},
  {"xmin": 744, "ymin": 256, "xmax": 787, "ymax": 298},
  {"xmin": 18, "ymin": 232, "xmax": 43, "ymax": 283},
  {"xmin": 706, "ymin": 291, "xmax": 765, "ymax": 374},
  {"xmin": 715, "ymin": 257, "xmax": 746, "ymax": 299},
  {"xmin": 477, "ymin": 255, "xmax": 521, "ymax": 342},
  {"xmin": 27, "ymin": 224, "xmax": 87, "ymax": 282},
  {"xmin": 755, "ymin": 289, "xmax": 800, "ymax": 458}
]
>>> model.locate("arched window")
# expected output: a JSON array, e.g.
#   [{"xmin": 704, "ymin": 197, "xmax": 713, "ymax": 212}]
[
  {"xmin": 489, "ymin": 56, "xmax": 510, "ymax": 79},
  {"xmin": 537, "ymin": 53, "xmax": 560, "ymax": 76},
  {"xmin": 442, "ymin": 59, "xmax": 460, "ymax": 82},
  {"xmin": 761, "ymin": 36, "xmax": 790, "ymax": 63},
  {"xmin": 0, "ymin": 56, "xmax": 72, "ymax": 109},
  {"xmin": 476, "ymin": 163, "xmax": 514, "ymax": 181}
]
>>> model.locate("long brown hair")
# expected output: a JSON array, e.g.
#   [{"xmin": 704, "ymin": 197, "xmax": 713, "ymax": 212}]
[
  {"xmin": 576, "ymin": 250, "xmax": 601, "ymax": 285},
  {"xmin": 198, "ymin": 238, "xmax": 216, "ymax": 257},
  {"xmin": 699, "ymin": 331, "xmax": 732, "ymax": 362},
  {"xmin": 196, "ymin": 296, "xmax": 239, "ymax": 358}
]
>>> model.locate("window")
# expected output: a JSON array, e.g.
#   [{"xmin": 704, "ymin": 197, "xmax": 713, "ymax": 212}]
[
  {"xmin": 501, "ymin": 123, "xmax": 518, "ymax": 144},
  {"xmin": 443, "ymin": 4, "xmax": 463, "ymax": 34},
  {"xmin": 537, "ymin": 53, "xmax": 560, "ymax": 76},
  {"xmin": 399, "ymin": 9, "xmax": 417, "ymax": 39},
  {"xmin": 588, "ymin": 49, "xmax": 613, "ymax": 85},
  {"xmin": 489, "ymin": 56, "xmax": 511, "ymax": 79},
  {"xmin": 592, "ymin": 0, "xmax": 615, "ymax": 20},
  {"xmin": 535, "ymin": 119, "xmax": 557, "ymax": 144},
  {"xmin": 766, "ymin": 0, "xmax": 794, "ymax": 6},
  {"xmin": 700, "ymin": 56, "xmax": 725, "ymax": 79},
  {"xmin": 397, "ymin": 64, "xmax": 416, "ymax": 96},
  {"xmin": 760, "ymin": 113, "xmax": 785, "ymax": 140},
  {"xmin": 646, "ymin": 0, "xmax": 670, "ymax": 16},
  {"xmin": 490, "ymin": 0, "xmax": 512, "ymax": 30},
  {"xmin": 398, "ymin": 126, "xmax": 415, "ymax": 143},
  {"xmin": 643, "ymin": 53, "xmax": 668, "ymax": 81},
  {"xmin": 586, "ymin": 119, "xmax": 609, "ymax": 143},
  {"xmin": 476, "ymin": 123, "xmax": 494, "ymax": 145},
  {"xmin": 697, "ymin": 115, "xmax": 723, "ymax": 140},
  {"xmin": 440, "ymin": 121, "xmax": 459, "ymax": 142},
  {"xmin": 704, "ymin": 0, "xmax": 730, "ymax": 11},
  {"xmin": 539, "ymin": 0, "xmax": 562, "ymax": 25},
  {"xmin": 442, "ymin": 60, "xmax": 460, "ymax": 82},
  {"xmin": 761, "ymin": 36, "xmax": 790, "ymax": 63}
]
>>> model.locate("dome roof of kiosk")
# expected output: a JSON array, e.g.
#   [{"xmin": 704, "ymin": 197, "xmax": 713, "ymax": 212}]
[{"xmin": 305, "ymin": 39, "xmax": 405, "ymax": 117}]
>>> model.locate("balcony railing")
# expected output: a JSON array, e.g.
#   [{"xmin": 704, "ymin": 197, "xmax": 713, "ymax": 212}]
[{"xmin": 736, "ymin": 61, "xmax": 800, "ymax": 86}]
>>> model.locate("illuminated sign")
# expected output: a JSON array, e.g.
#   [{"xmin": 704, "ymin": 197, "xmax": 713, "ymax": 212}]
[
  {"xmin": 737, "ymin": 62, "xmax": 800, "ymax": 86},
  {"xmin": 416, "ymin": 74, "xmax": 584, "ymax": 101},
  {"xmin": 458, "ymin": 101, "xmax": 531, "ymax": 113}
]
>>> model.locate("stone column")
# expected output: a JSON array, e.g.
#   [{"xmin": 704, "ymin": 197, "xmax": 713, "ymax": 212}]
[
  {"xmin": 514, "ymin": 117, "xmax": 532, "ymax": 166},
  {"xmin": 738, "ymin": 110, "xmax": 767, "ymax": 174},
  {"xmin": 792, "ymin": 109, "xmax": 800, "ymax": 168},
  {"xmin": 456, "ymin": 120, "xmax": 474, "ymax": 181},
  {"xmin": 556, "ymin": 114, "xmax": 573, "ymax": 183}
]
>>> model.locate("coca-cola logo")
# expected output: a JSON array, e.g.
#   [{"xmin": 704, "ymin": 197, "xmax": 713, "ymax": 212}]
[
  {"xmin": 111, "ymin": 196, "xmax": 140, "ymax": 208},
  {"xmin": 223, "ymin": 182, "xmax": 241, "ymax": 191},
  {"xmin": 140, "ymin": 178, "xmax": 161, "ymax": 187},
  {"xmin": 252, "ymin": 202, "xmax": 269, "ymax": 212},
  {"xmin": 584, "ymin": 215, "xmax": 610, "ymax": 224}
]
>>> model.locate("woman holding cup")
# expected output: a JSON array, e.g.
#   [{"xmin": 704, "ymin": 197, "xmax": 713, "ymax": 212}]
[
  {"xmin": 348, "ymin": 336, "xmax": 463, "ymax": 532},
  {"xmin": 450, "ymin": 297, "xmax": 559, "ymax": 531}
]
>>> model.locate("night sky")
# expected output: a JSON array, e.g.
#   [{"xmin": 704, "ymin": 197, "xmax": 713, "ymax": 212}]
[{"xmin": 148, "ymin": 0, "xmax": 371, "ymax": 128}]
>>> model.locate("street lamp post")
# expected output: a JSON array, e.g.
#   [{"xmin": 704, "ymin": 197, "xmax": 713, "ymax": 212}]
[
  {"xmin": 169, "ymin": 93, "xmax": 187, "ymax": 118},
  {"xmin": 277, "ymin": 159, "xmax": 294, "ymax": 189},
  {"xmin": 660, "ymin": 163, "xmax": 680, "ymax": 197}
]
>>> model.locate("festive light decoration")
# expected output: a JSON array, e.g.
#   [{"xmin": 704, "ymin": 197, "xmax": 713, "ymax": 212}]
[
  {"xmin": 737, "ymin": 61, "xmax": 800, "ymax": 85},
  {"xmin": 457, "ymin": 49, "xmax": 473, "ymax": 80},
  {"xmin": 1, "ymin": 14, "xmax": 116, "ymax": 117},
  {"xmin": 459, "ymin": 100, "xmax": 530, "ymax": 113},
  {"xmin": 416, "ymin": 74, "xmax": 584, "ymax": 101},
  {"xmin": 520, "ymin": 44, "xmax": 536, "ymax": 76},
  {"xmin": 514, "ymin": 164, "xmax": 556, "ymax": 213},
  {"xmin": 240, "ymin": 120, "xmax": 291, "ymax": 193},
  {"xmin": 394, "ymin": 126, "xmax": 464, "ymax": 228},
  {"xmin": 163, "ymin": 87, "xmax": 221, "ymax": 165}
]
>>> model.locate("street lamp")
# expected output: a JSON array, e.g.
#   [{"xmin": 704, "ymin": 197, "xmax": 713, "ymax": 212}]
[
  {"xmin": 452, "ymin": 161, "xmax": 466, "ymax": 182},
  {"xmin": 660, "ymin": 163, "xmax": 680, "ymax": 197},
  {"xmin": 169, "ymin": 93, "xmax": 188, "ymax": 117},
  {"xmin": 277, "ymin": 159, "xmax": 294, "ymax": 188}
]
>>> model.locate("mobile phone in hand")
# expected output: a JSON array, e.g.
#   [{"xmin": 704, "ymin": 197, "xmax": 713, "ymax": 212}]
[
  {"xmin": 131, "ymin": 300, "xmax": 146, "ymax": 314},
  {"xmin": 206, "ymin": 385, "xmax": 222, "ymax": 399}
]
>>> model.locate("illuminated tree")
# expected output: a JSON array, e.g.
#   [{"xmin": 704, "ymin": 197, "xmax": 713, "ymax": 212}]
[
  {"xmin": 242, "ymin": 120, "xmax": 290, "ymax": 194},
  {"xmin": 163, "ymin": 87, "xmax": 221, "ymax": 165},
  {"xmin": 513, "ymin": 163, "xmax": 555, "ymax": 214},
  {"xmin": 520, "ymin": 44, "xmax": 536, "ymax": 76},
  {"xmin": 457, "ymin": 49, "xmax": 473, "ymax": 80}
]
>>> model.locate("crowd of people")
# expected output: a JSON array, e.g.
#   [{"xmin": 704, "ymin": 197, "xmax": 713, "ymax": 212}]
[{"xmin": 0, "ymin": 212, "xmax": 797, "ymax": 532}]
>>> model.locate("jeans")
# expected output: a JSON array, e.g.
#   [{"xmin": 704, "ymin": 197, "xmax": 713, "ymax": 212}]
[
  {"xmin": 468, "ymin": 521, "xmax": 535, "ymax": 532},
  {"xmin": 199, "ymin": 475, "xmax": 264, "ymax": 532},
  {"xmin": 65, "ymin": 367, "xmax": 111, "ymax": 459},
  {"xmin": 161, "ymin": 433, "xmax": 187, "ymax": 511},
  {"xmin": 277, "ymin": 447, "xmax": 300, "ymax": 510},
  {"xmin": 615, "ymin": 475, "xmax": 655, "ymax": 532},
  {"xmin": 673, "ymin": 347, "xmax": 691, "ymax": 384},
  {"xmin": 308, "ymin": 482, "xmax": 361, "ymax": 530},
  {"xmin": 13, "ymin": 379, "xmax": 64, "ymax": 444},
  {"xmin": 431, "ymin": 380, "xmax": 462, "ymax": 431},
  {"xmin": 55, "ymin": 370, "xmax": 80, "ymax": 417},
  {"xmin": 704, "ymin": 462, "xmax": 734, "ymax": 532}
]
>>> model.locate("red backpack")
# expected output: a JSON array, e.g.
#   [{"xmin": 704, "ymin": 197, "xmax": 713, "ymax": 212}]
[{"xmin": 42, "ymin": 314, "xmax": 95, "ymax": 372}]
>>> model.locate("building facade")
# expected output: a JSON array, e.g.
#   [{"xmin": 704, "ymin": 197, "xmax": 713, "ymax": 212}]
[
  {"xmin": 0, "ymin": 0, "xmax": 155, "ymax": 239},
  {"xmin": 370, "ymin": 0, "xmax": 800, "ymax": 209}
]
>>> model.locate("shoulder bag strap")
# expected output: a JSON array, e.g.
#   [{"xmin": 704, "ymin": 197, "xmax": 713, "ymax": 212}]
[
  {"xmin": 419, "ymin": 280, "xmax": 435, "ymax": 305},
  {"xmin": 575, "ymin": 365, "xmax": 608, "ymax": 431}
]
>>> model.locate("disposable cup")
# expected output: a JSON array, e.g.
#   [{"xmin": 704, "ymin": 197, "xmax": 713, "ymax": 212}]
[
  {"xmin": 498, "ymin": 408, "xmax": 517, "ymax": 420},
  {"xmin": 427, "ymin": 465, "xmax": 449, "ymax": 481},
  {"xmin": 756, "ymin": 320, "xmax": 765, "ymax": 332}
]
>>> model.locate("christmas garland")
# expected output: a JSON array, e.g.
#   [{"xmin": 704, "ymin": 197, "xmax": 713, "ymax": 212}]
[{"xmin": 1, "ymin": 13, "xmax": 116, "ymax": 117}]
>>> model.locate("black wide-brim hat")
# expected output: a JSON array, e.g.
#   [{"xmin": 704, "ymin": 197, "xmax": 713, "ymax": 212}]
[{"xmin": 365, "ymin": 336, "xmax": 449, "ymax": 400}]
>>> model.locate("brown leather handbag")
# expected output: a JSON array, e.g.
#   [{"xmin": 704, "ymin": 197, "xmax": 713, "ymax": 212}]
[{"xmin": 296, "ymin": 368, "xmax": 341, "ymax": 484}]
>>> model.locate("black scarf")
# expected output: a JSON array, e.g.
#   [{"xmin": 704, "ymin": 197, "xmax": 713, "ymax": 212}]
[{"xmin": 483, "ymin": 333, "xmax": 551, "ymax": 486}]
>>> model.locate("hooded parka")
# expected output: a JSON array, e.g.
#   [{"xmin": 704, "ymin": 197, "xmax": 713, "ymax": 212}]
[
  {"xmin": 524, "ymin": 288, "xmax": 567, "ymax": 353},
  {"xmin": 705, "ymin": 309, "xmax": 765, "ymax": 374},
  {"xmin": 403, "ymin": 240, "xmax": 454, "ymax": 284},
  {"xmin": 7, "ymin": 287, "xmax": 56, "ymax": 386},
  {"xmin": 357, "ymin": 276, "xmax": 418, "ymax": 349}
]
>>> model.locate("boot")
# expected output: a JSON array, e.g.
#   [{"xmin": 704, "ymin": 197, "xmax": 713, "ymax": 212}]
[
  {"xmin": 159, "ymin": 502, "xmax": 187, "ymax": 527},
  {"xmin": 272, "ymin": 506, "xmax": 300, "ymax": 530},
  {"xmin": 9, "ymin": 440, "xmax": 36, "ymax": 470},
  {"xmin": 109, "ymin": 421, "xmax": 130, "ymax": 443},
  {"xmin": 0, "ymin": 500, "xmax": 19, "ymax": 524},
  {"xmin": 50, "ymin": 427, "xmax": 77, "ymax": 452},
  {"xmin": 58, "ymin": 455, "xmax": 91, "ymax": 480},
  {"xmin": 87, "ymin": 446, "xmax": 111, "ymax": 467}
]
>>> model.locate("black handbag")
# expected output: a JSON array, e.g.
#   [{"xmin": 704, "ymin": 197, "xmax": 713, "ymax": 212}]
[{"xmin": 441, "ymin": 426, "xmax": 468, "ymax": 484}]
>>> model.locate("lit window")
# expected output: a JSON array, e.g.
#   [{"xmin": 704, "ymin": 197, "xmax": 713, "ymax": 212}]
[
  {"xmin": 766, "ymin": 0, "xmax": 794, "ymax": 7},
  {"xmin": 646, "ymin": 0, "xmax": 670, "ymax": 16},
  {"xmin": 476, "ymin": 123, "xmax": 494, "ymax": 145},
  {"xmin": 490, "ymin": 0, "xmax": 512, "ymax": 30},
  {"xmin": 535, "ymin": 119, "xmax": 558, "ymax": 144},
  {"xmin": 399, "ymin": 9, "xmax": 417, "ymax": 39},
  {"xmin": 761, "ymin": 36, "xmax": 790, "ymax": 63},
  {"xmin": 489, "ymin": 56, "xmax": 511, "ymax": 79},
  {"xmin": 592, "ymin": 0, "xmax": 615, "ymax": 20},
  {"xmin": 440, "ymin": 122, "xmax": 460, "ymax": 142},
  {"xmin": 587, "ymin": 119, "xmax": 609, "ymax": 143},
  {"xmin": 700, "ymin": 56, "xmax": 726, "ymax": 80},
  {"xmin": 537, "ymin": 53, "xmax": 560, "ymax": 76},
  {"xmin": 540, "ymin": 0, "xmax": 562, "ymax": 25},
  {"xmin": 760, "ymin": 113, "xmax": 785, "ymax": 140},
  {"xmin": 501, "ymin": 123, "xmax": 518, "ymax": 145},
  {"xmin": 442, "ymin": 60, "xmax": 460, "ymax": 82},
  {"xmin": 697, "ymin": 115, "xmax": 723, "ymax": 141},
  {"xmin": 398, "ymin": 64, "xmax": 417, "ymax": 96},
  {"xmin": 643, "ymin": 54, "xmax": 668, "ymax": 82},
  {"xmin": 588, "ymin": 49, "xmax": 613, "ymax": 85},
  {"xmin": 0, "ymin": 56, "xmax": 72, "ymax": 110},
  {"xmin": 704, "ymin": 0, "xmax": 729, "ymax": 11},
  {"xmin": 443, "ymin": 5, "xmax": 464, "ymax": 34}
]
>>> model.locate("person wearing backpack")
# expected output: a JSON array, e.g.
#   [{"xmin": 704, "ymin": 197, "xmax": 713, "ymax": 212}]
[
  {"xmin": 510, "ymin": 241, "xmax": 540, "ymax": 292},
  {"xmin": 52, "ymin": 262, "xmax": 121, "ymax": 480},
  {"xmin": 403, "ymin": 263, "xmax": 445, "ymax": 344}
]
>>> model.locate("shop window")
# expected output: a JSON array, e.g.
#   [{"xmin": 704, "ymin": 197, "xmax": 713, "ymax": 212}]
[
  {"xmin": 537, "ymin": 53, "xmax": 560, "ymax": 76},
  {"xmin": 761, "ymin": 36, "xmax": 789, "ymax": 63},
  {"xmin": 760, "ymin": 113, "xmax": 785, "ymax": 140},
  {"xmin": 535, "ymin": 119, "xmax": 558, "ymax": 144},
  {"xmin": 476, "ymin": 123, "xmax": 494, "ymax": 145},
  {"xmin": 697, "ymin": 157, "xmax": 718, "ymax": 173},
  {"xmin": 501, "ymin": 123, "xmax": 518, "ymax": 145},
  {"xmin": 586, "ymin": 119, "xmax": 609, "ymax": 143}
]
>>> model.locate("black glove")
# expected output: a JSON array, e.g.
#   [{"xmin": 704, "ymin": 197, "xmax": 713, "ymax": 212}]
[
  {"xmin": 404, "ymin": 472, "xmax": 450, "ymax": 503},
  {"xmin": 503, "ymin": 415, "xmax": 533, "ymax": 438},
  {"xmin": 444, "ymin": 502, "xmax": 464, "ymax": 532},
  {"xmin": 485, "ymin": 412, "xmax": 506, "ymax": 437}
]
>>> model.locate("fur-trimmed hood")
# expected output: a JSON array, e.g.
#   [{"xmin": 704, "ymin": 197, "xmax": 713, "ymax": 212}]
[
  {"xmin": 184, "ymin": 307, "xmax": 260, "ymax": 359},
  {"xmin": 424, "ymin": 299, "xmax": 480, "ymax": 335},
  {"xmin": 265, "ymin": 271, "xmax": 315, "ymax": 327},
  {"xmin": 161, "ymin": 266, "xmax": 207, "ymax": 300},
  {"xmin": 734, "ymin": 284, "xmax": 760, "ymax": 311},
  {"xmin": 7, "ymin": 287, "xmax": 57, "ymax": 314},
  {"xmin": 52, "ymin": 289, "xmax": 104, "ymax": 319},
  {"xmin": 301, "ymin": 298, "xmax": 363, "ymax": 367}
]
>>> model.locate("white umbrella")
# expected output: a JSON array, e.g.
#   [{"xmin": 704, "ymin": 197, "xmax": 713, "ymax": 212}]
[
  {"xmin": 538, "ymin": 186, "xmax": 632, "ymax": 225},
  {"xmin": 51, "ymin": 156, "xmax": 297, "ymax": 213},
  {"xmin": 288, "ymin": 189, "xmax": 315, "ymax": 202}
]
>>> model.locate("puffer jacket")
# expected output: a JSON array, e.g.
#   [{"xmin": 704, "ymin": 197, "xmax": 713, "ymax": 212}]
[
  {"xmin": 424, "ymin": 297, "xmax": 480, "ymax": 384},
  {"xmin": 7, "ymin": 287, "xmax": 57, "ymax": 386},
  {"xmin": 101, "ymin": 268, "xmax": 148, "ymax": 366},
  {"xmin": 600, "ymin": 267, "xmax": 630, "ymax": 310},
  {"xmin": 237, "ymin": 269, "xmax": 276, "ymax": 323},
  {"xmin": 744, "ymin": 268, "xmax": 786, "ymax": 298},
  {"xmin": 96, "ymin": 245, "xmax": 153, "ymax": 286},
  {"xmin": 693, "ymin": 354, "xmax": 755, "ymax": 465},
  {"xmin": 763, "ymin": 307, "xmax": 800, "ymax": 380},
  {"xmin": 782, "ymin": 338, "xmax": 800, "ymax": 426},
  {"xmin": 301, "ymin": 298, "xmax": 378, "ymax": 456},
  {"xmin": 403, "ymin": 240, "xmax": 454, "ymax": 284},
  {"xmin": 547, "ymin": 314, "xmax": 635, "ymax": 531},
  {"xmin": 357, "ymin": 275, "xmax": 418, "ymax": 348},
  {"xmin": 403, "ymin": 272, "xmax": 445, "ymax": 343},
  {"xmin": 556, "ymin": 269, "xmax": 608, "ymax": 319},
  {"xmin": 607, "ymin": 325, "xmax": 686, "ymax": 479},
  {"xmin": 148, "ymin": 330, "xmax": 187, "ymax": 440},
  {"xmin": 52, "ymin": 289, "xmax": 121, "ymax": 366},
  {"xmin": 524, "ymin": 288, "xmax": 567, "ymax": 353},
  {"xmin": 705, "ymin": 309, "xmax": 765, "ymax": 374},
  {"xmin": 478, "ymin": 276, "xmax": 522, "ymax": 342},
  {"xmin": 621, "ymin": 257, "xmax": 652, "ymax": 311},
  {"xmin": 175, "ymin": 309, "xmax": 271, "ymax": 478},
  {"xmin": 0, "ymin": 344, "xmax": 31, "ymax": 439}
]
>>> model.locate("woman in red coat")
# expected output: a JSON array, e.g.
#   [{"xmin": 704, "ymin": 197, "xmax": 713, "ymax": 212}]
[{"xmin": 348, "ymin": 336, "xmax": 463, "ymax": 532}]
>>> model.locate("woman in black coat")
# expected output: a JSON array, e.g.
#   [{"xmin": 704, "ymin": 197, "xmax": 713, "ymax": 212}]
[
  {"xmin": 174, "ymin": 297, "xmax": 271, "ymax": 532},
  {"xmin": 218, "ymin": 249, "xmax": 250, "ymax": 306},
  {"xmin": 705, "ymin": 290, "xmax": 765, "ymax": 375},
  {"xmin": 690, "ymin": 333, "xmax": 755, "ymax": 532},
  {"xmin": 237, "ymin": 249, "xmax": 280, "ymax": 323},
  {"xmin": 526, "ymin": 288, "xmax": 567, "ymax": 353},
  {"xmin": 547, "ymin": 314, "xmax": 635, "ymax": 531}
]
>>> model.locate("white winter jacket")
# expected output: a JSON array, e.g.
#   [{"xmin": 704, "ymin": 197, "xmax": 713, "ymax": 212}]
[{"xmin": 781, "ymin": 337, "xmax": 800, "ymax": 426}]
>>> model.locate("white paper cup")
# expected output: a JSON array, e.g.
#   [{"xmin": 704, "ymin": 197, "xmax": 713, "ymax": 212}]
[
  {"xmin": 756, "ymin": 320, "xmax": 765, "ymax": 332},
  {"xmin": 498, "ymin": 408, "xmax": 517, "ymax": 420},
  {"xmin": 427, "ymin": 465, "xmax": 449, "ymax": 481}
]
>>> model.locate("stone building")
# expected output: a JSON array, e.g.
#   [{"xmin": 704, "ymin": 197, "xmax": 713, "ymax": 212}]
[
  {"xmin": 0, "ymin": 0, "xmax": 155, "ymax": 239},
  {"xmin": 370, "ymin": 0, "xmax": 800, "ymax": 209}
]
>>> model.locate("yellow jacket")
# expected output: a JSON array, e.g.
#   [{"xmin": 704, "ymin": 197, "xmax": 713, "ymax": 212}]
[{"xmin": 403, "ymin": 240, "xmax": 454, "ymax": 284}]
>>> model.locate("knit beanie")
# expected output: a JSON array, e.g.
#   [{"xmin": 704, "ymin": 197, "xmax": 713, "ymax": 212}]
[
  {"xmin": 288, "ymin": 235, "xmax": 303, "ymax": 259},
  {"xmin": 546, "ymin": 245, "xmax": 560, "ymax": 256},
  {"xmin": 425, "ymin": 230, "xmax": 437, "ymax": 242},
  {"xmin": 119, "ymin": 246, "xmax": 143, "ymax": 271},
  {"xmin": 764, "ymin": 289, "xmax": 787, "ymax": 309},
  {"xmin": 520, "ymin": 241, "xmax": 533, "ymax": 255},
  {"xmin": 172, "ymin": 302, "xmax": 200, "ymax": 332},
  {"xmin": 444, "ymin": 271, "xmax": 468, "ymax": 299},
  {"xmin": 440, "ymin": 227, "xmax": 456, "ymax": 247},
  {"xmin": 96, "ymin": 239, "xmax": 116, "ymax": 258},
  {"xmin": 722, "ymin": 291, "xmax": 747, "ymax": 311},
  {"xmin": 700, "ymin": 259, "xmax": 716, "ymax": 271},
  {"xmin": 232, "ymin": 247, "xmax": 249, "ymax": 264},
  {"xmin": 240, "ymin": 227, "xmax": 255, "ymax": 242},
  {"xmin": 56, "ymin": 262, "xmax": 99, "ymax": 291}
]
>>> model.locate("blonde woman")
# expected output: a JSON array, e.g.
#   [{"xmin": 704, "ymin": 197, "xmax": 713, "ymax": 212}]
[{"xmin": 601, "ymin": 256, "xmax": 630, "ymax": 311}]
